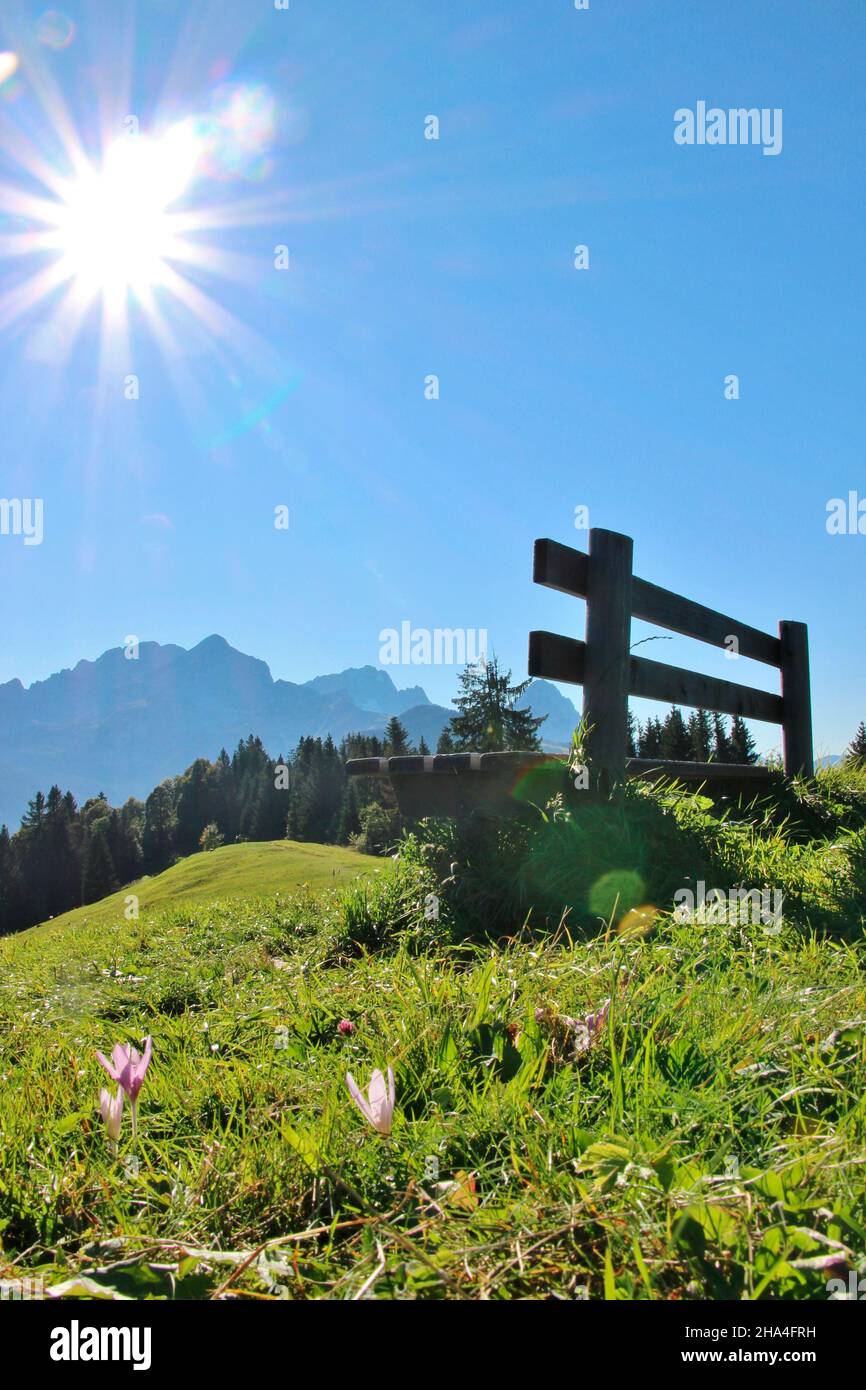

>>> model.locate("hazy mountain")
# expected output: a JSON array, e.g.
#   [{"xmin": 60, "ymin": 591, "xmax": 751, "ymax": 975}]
[
  {"xmin": 0, "ymin": 638, "xmax": 576, "ymax": 829},
  {"xmin": 304, "ymin": 666, "xmax": 429, "ymax": 716},
  {"xmin": 516, "ymin": 679, "xmax": 581, "ymax": 749}
]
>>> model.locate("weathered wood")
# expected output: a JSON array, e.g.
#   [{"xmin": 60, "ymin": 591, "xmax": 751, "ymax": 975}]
[
  {"xmin": 629, "ymin": 652, "xmax": 783, "ymax": 723},
  {"xmin": 528, "ymin": 630, "xmax": 587, "ymax": 685},
  {"xmin": 348, "ymin": 753, "xmax": 775, "ymax": 783},
  {"xmin": 533, "ymin": 537, "xmax": 781, "ymax": 667},
  {"xmin": 627, "ymin": 757, "xmax": 774, "ymax": 782},
  {"xmin": 631, "ymin": 577, "xmax": 781, "ymax": 667},
  {"xmin": 533, "ymin": 538, "xmax": 589, "ymax": 598},
  {"xmin": 582, "ymin": 529, "xmax": 633, "ymax": 776},
  {"xmin": 779, "ymin": 620, "xmax": 814, "ymax": 776}
]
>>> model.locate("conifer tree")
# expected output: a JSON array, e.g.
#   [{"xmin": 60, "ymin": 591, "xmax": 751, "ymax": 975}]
[
  {"xmin": 383, "ymin": 716, "xmax": 410, "ymax": 756},
  {"xmin": 687, "ymin": 708, "xmax": 713, "ymax": 762},
  {"xmin": 626, "ymin": 710, "xmax": 638, "ymax": 758},
  {"xmin": 729, "ymin": 715, "xmax": 758, "ymax": 764},
  {"xmin": 712, "ymin": 713, "xmax": 733, "ymax": 763},
  {"xmin": 845, "ymin": 722, "xmax": 866, "ymax": 762},
  {"xmin": 660, "ymin": 706, "xmax": 691, "ymax": 760},
  {"xmin": 447, "ymin": 657, "xmax": 545, "ymax": 752},
  {"xmin": 81, "ymin": 821, "xmax": 118, "ymax": 904},
  {"xmin": 436, "ymin": 727, "xmax": 456, "ymax": 754}
]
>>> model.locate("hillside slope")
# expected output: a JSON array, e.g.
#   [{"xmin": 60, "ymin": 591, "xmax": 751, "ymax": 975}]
[{"xmin": 26, "ymin": 839, "xmax": 381, "ymax": 941}]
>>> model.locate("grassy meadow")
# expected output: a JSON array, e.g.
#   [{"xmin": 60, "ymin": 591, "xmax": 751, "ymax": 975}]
[
  {"xmin": 1, "ymin": 767, "xmax": 865, "ymax": 1301},
  {"xmin": 26, "ymin": 839, "xmax": 380, "ymax": 942}
]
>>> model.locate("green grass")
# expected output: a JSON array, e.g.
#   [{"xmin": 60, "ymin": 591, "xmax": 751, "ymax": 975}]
[
  {"xmin": 1, "ymin": 775, "xmax": 865, "ymax": 1301},
  {"xmin": 27, "ymin": 839, "xmax": 382, "ymax": 942}
]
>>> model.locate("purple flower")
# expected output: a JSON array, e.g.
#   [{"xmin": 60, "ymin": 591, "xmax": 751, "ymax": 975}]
[
  {"xmin": 96, "ymin": 1037, "xmax": 152, "ymax": 1136},
  {"xmin": 99, "ymin": 1086, "xmax": 124, "ymax": 1145},
  {"xmin": 337, "ymin": 1019, "xmax": 356, "ymax": 1036},
  {"xmin": 346, "ymin": 1067, "xmax": 395, "ymax": 1136}
]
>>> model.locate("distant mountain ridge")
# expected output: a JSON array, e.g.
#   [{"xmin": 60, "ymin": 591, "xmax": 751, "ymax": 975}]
[{"xmin": 0, "ymin": 637, "xmax": 579, "ymax": 829}]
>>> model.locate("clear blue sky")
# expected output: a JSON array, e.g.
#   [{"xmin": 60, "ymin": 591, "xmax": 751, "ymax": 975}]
[{"xmin": 0, "ymin": 0, "xmax": 863, "ymax": 756}]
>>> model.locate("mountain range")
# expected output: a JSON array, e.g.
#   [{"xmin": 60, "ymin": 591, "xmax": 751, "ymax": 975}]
[{"xmin": 0, "ymin": 636, "xmax": 582, "ymax": 829}]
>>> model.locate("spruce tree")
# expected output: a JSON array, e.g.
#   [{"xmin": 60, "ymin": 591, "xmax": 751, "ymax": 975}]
[
  {"xmin": 687, "ymin": 708, "xmax": 713, "ymax": 762},
  {"xmin": 729, "ymin": 715, "xmax": 758, "ymax": 764},
  {"xmin": 436, "ymin": 727, "xmax": 456, "ymax": 754},
  {"xmin": 660, "ymin": 706, "xmax": 691, "ymax": 760},
  {"xmin": 845, "ymin": 722, "xmax": 866, "ymax": 762},
  {"xmin": 384, "ymin": 716, "xmax": 410, "ymax": 756},
  {"xmin": 626, "ymin": 710, "xmax": 638, "ymax": 758},
  {"xmin": 447, "ymin": 657, "xmax": 545, "ymax": 752},
  {"xmin": 638, "ymin": 717, "xmax": 663, "ymax": 758},
  {"xmin": 81, "ymin": 821, "xmax": 118, "ymax": 904},
  {"xmin": 712, "ymin": 713, "xmax": 733, "ymax": 763}
]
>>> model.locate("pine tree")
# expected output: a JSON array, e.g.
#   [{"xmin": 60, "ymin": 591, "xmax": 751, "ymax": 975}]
[
  {"xmin": 626, "ymin": 710, "xmax": 638, "ymax": 758},
  {"xmin": 638, "ymin": 717, "xmax": 663, "ymax": 758},
  {"xmin": 436, "ymin": 727, "xmax": 456, "ymax": 754},
  {"xmin": 0, "ymin": 824, "xmax": 18, "ymax": 936},
  {"xmin": 447, "ymin": 657, "xmax": 545, "ymax": 752},
  {"xmin": 383, "ymin": 716, "xmax": 410, "ymax": 756},
  {"xmin": 417, "ymin": 735, "xmax": 431, "ymax": 756},
  {"xmin": 660, "ymin": 706, "xmax": 691, "ymax": 760},
  {"xmin": 712, "ymin": 713, "xmax": 733, "ymax": 763},
  {"xmin": 845, "ymin": 722, "xmax": 866, "ymax": 762},
  {"xmin": 81, "ymin": 821, "xmax": 118, "ymax": 904},
  {"xmin": 687, "ymin": 708, "xmax": 713, "ymax": 762},
  {"xmin": 729, "ymin": 715, "xmax": 758, "ymax": 764}
]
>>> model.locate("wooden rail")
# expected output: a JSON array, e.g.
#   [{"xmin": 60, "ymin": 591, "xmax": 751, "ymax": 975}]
[{"xmin": 529, "ymin": 529, "xmax": 813, "ymax": 781}]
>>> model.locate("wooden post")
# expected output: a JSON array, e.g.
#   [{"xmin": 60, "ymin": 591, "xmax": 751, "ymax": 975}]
[
  {"xmin": 779, "ymin": 620, "xmax": 813, "ymax": 777},
  {"xmin": 582, "ymin": 528, "xmax": 633, "ymax": 783}
]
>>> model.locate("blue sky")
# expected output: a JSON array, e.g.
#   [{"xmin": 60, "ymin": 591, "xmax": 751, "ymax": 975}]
[{"xmin": 0, "ymin": 0, "xmax": 863, "ymax": 756}]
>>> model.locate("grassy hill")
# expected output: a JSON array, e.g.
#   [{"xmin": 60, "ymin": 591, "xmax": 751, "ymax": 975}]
[
  {"xmin": 27, "ymin": 839, "xmax": 382, "ymax": 941},
  {"xmin": 1, "ymin": 768, "xmax": 865, "ymax": 1301}
]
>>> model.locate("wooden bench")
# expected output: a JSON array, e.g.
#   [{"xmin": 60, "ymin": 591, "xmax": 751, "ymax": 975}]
[
  {"xmin": 530, "ymin": 527, "xmax": 812, "ymax": 784},
  {"xmin": 346, "ymin": 527, "xmax": 812, "ymax": 816}
]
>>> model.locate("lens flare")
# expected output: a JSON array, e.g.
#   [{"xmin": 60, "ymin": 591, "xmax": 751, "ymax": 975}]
[
  {"xmin": 0, "ymin": 52, "xmax": 19, "ymax": 89},
  {"xmin": 36, "ymin": 10, "xmax": 76, "ymax": 50},
  {"xmin": 198, "ymin": 83, "xmax": 276, "ymax": 181}
]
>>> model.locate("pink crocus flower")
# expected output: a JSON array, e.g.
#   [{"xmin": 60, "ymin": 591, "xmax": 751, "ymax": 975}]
[
  {"xmin": 96, "ymin": 1037, "xmax": 152, "ymax": 1136},
  {"xmin": 346, "ymin": 1066, "xmax": 395, "ymax": 1136},
  {"xmin": 99, "ymin": 1086, "xmax": 124, "ymax": 1146},
  {"xmin": 563, "ymin": 999, "xmax": 611, "ymax": 1054}
]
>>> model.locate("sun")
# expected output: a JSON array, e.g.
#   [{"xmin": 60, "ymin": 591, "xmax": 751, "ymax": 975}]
[{"xmin": 48, "ymin": 124, "xmax": 200, "ymax": 296}]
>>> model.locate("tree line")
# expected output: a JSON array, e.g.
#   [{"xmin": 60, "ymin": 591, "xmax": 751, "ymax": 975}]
[
  {"xmin": 1, "ymin": 655, "xmax": 863, "ymax": 937},
  {"xmin": 0, "ymin": 730, "xmax": 403, "ymax": 937},
  {"xmin": 628, "ymin": 707, "xmax": 757, "ymax": 763}
]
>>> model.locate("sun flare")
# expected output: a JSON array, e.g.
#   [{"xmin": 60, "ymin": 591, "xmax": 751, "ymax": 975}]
[{"xmin": 48, "ymin": 124, "xmax": 199, "ymax": 295}]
